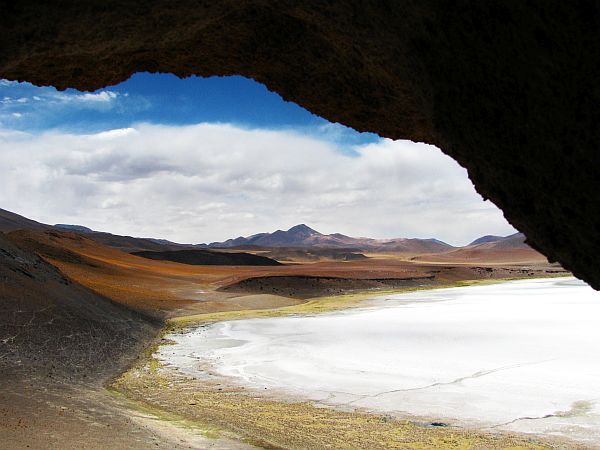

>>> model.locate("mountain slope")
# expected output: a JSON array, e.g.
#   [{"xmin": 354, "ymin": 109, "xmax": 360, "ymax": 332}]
[
  {"xmin": 0, "ymin": 210, "xmax": 190, "ymax": 253},
  {"xmin": 54, "ymin": 223, "xmax": 193, "ymax": 253},
  {"xmin": 81, "ymin": 231, "xmax": 192, "ymax": 253},
  {"xmin": 0, "ymin": 208, "xmax": 49, "ymax": 232},
  {"xmin": 483, "ymin": 232, "xmax": 528, "ymax": 249},
  {"xmin": 468, "ymin": 232, "xmax": 527, "ymax": 248},
  {"xmin": 55, "ymin": 224, "xmax": 94, "ymax": 233},
  {"xmin": 469, "ymin": 235, "xmax": 505, "ymax": 246}
]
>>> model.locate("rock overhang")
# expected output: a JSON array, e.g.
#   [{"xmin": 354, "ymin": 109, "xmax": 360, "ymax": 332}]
[{"xmin": 1, "ymin": 1, "xmax": 598, "ymax": 288}]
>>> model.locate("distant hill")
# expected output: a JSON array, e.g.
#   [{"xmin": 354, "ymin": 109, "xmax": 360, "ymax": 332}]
[
  {"xmin": 468, "ymin": 232, "xmax": 527, "ymax": 248},
  {"xmin": 0, "ymin": 211, "xmax": 191, "ymax": 253},
  {"xmin": 469, "ymin": 235, "xmax": 505, "ymax": 246},
  {"xmin": 413, "ymin": 232, "xmax": 544, "ymax": 264},
  {"xmin": 54, "ymin": 223, "xmax": 194, "ymax": 253},
  {"xmin": 80, "ymin": 231, "xmax": 193, "ymax": 253},
  {"xmin": 209, "ymin": 224, "xmax": 454, "ymax": 253},
  {"xmin": 55, "ymin": 224, "xmax": 94, "ymax": 233},
  {"xmin": 132, "ymin": 249, "xmax": 282, "ymax": 266}
]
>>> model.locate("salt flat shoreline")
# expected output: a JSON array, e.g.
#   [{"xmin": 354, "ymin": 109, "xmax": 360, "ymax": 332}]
[{"xmin": 111, "ymin": 275, "xmax": 591, "ymax": 449}]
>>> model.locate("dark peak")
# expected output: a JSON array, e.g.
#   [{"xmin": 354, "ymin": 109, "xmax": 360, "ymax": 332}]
[
  {"xmin": 469, "ymin": 232, "xmax": 525, "ymax": 246},
  {"xmin": 469, "ymin": 235, "xmax": 503, "ymax": 246},
  {"xmin": 287, "ymin": 224, "xmax": 320, "ymax": 235}
]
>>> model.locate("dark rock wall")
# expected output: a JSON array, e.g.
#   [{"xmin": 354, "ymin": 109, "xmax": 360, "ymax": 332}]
[{"xmin": 1, "ymin": 1, "xmax": 599, "ymax": 287}]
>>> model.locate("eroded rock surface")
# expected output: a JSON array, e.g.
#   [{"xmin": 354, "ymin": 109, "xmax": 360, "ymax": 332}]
[{"xmin": 1, "ymin": 1, "xmax": 599, "ymax": 287}]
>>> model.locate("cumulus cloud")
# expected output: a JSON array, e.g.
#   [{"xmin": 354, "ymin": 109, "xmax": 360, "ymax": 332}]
[{"xmin": 0, "ymin": 123, "xmax": 515, "ymax": 245}]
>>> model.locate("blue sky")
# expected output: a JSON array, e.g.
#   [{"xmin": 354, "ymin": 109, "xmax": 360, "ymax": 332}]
[
  {"xmin": 0, "ymin": 73, "xmax": 379, "ymax": 149},
  {"xmin": 0, "ymin": 74, "xmax": 515, "ymax": 245}
]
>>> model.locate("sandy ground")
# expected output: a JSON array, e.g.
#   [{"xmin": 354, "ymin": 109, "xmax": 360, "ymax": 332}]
[{"xmin": 0, "ymin": 371, "xmax": 256, "ymax": 450}]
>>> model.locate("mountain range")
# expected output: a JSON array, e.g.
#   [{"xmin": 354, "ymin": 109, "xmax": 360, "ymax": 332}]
[
  {"xmin": 208, "ymin": 224, "xmax": 455, "ymax": 253},
  {"xmin": 0, "ymin": 208, "xmax": 532, "ymax": 256}
]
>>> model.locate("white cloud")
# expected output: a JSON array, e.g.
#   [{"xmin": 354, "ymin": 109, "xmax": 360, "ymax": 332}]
[
  {"xmin": 50, "ymin": 90, "xmax": 119, "ymax": 107},
  {"xmin": 11, "ymin": 89, "xmax": 117, "ymax": 106},
  {"xmin": 73, "ymin": 90, "xmax": 118, "ymax": 103},
  {"xmin": 0, "ymin": 123, "xmax": 515, "ymax": 245},
  {"xmin": 0, "ymin": 85, "xmax": 124, "ymax": 124}
]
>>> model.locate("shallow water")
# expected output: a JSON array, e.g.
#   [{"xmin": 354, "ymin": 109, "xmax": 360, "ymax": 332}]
[{"xmin": 158, "ymin": 278, "xmax": 600, "ymax": 443}]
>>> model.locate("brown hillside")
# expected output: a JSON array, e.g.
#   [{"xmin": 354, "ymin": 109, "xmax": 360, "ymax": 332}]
[{"xmin": 413, "ymin": 234, "xmax": 547, "ymax": 264}]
